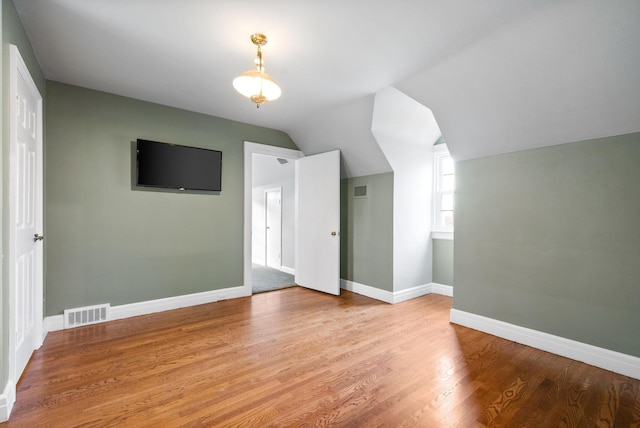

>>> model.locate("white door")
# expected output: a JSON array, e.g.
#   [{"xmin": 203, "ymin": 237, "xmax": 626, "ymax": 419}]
[
  {"xmin": 265, "ymin": 188, "xmax": 282, "ymax": 268},
  {"xmin": 295, "ymin": 150, "xmax": 340, "ymax": 295},
  {"xmin": 9, "ymin": 45, "xmax": 44, "ymax": 385}
]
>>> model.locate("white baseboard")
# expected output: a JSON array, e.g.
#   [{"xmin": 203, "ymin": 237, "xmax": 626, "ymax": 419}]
[
  {"xmin": 450, "ymin": 309, "xmax": 640, "ymax": 380},
  {"xmin": 43, "ymin": 280, "xmax": 451, "ymax": 332},
  {"xmin": 0, "ymin": 380, "xmax": 16, "ymax": 422},
  {"xmin": 111, "ymin": 286, "xmax": 246, "ymax": 321},
  {"xmin": 44, "ymin": 315, "xmax": 64, "ymax": 333},
  {"xmin": 340, "ymin": 280, "xmax": 450, "ymax": 304},
  {"xmin": 341, "ymin": 279, "xmax": 396, "ymax": 303},
  {"xmin": 45, "ymin": 286, "xmax": 246, "ymax": 333},
  {"xmin": 45, "ymin": 281, "xmax": 451, "ymax": 333},
  {"xmin": 279, "ymin": 265, "xmax": 295, "ymax": 275},
  {"xmin": 431, "ymin": 282, "xmax": 453, "ymax": 297},
  {"xmin": 392, "ymin": 283, "xmax": 433, "ymax": 303}
]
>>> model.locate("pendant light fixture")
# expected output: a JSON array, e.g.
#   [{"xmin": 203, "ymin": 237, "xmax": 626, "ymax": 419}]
[{"xmin": 233, "ymin": 33, "xmax": 281, "ymax": 108}]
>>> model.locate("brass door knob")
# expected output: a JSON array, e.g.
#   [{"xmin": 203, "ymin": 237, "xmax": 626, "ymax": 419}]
[{"xmin": 331, "ymin": 231, "xmax": 337, "ymax": 236}]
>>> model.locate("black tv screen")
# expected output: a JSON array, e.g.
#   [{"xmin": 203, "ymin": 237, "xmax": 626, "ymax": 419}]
[{"xmin": 136, "ymin": 139, "xmax": 222, "ymax": 191}]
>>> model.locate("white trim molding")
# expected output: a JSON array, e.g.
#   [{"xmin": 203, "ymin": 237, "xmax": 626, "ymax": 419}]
[
  {"xmin": 450, "ymin": 309, "xmax": 640, "ymax": 380},
  {"xmin": 393, "ymin": 284, "xmax": 434, "ymax": 304},
  {"xmin": 431, "ymin": 231, "xmax": 453, "ymax": 240},
  {"xmin": 340, "ymin": 279, "xmax": 396, "ymax": 303},
  {"xmin": 340, "ymin": 279, "xmax": 452, "ymax": 304},
  {"xmin": 0, "ymin": 380, "xmax": 16, "ymax": 422},
  {"xmin": 432, "ymin": 143, "xmax": 454, "ymax": 235},
  {"xmin": 45, "ymin": 286, "xmax": 246, "ymax": 333},
  {"xmin": 431, "ymin": 282, "xmax": 454, "ymax": 297},
  {"xmin": 44, "ymin": 280, "xmax": 449, "ymax": 334},
  {"xmin": 44, "ymin": 315, "xmax": 63, "ymax": 333}
]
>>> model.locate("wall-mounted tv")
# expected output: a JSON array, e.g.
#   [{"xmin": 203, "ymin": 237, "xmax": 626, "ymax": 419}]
[{"xmin": 136, "ymin": 139, "xmax": 222, "ymax": 192}]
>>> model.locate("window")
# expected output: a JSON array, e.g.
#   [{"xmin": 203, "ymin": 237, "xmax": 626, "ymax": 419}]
[{"xmin": 433, "ymin": 145, "xmax": 454, "ymax": 238}]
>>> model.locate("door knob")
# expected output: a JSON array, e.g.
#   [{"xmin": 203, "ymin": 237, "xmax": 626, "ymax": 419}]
[
  {"xmin": 331, "ymin": 231, "xmax": 337, "ymax": 236},
  {"xmin": 33, "ymin": 233, "xmax": 44, "ymax": 242}
]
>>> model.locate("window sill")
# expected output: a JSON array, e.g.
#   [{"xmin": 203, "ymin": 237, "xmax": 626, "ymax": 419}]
[{"xmin": 432, "ymin": 231, "xmax": 453, "ymax": 240}]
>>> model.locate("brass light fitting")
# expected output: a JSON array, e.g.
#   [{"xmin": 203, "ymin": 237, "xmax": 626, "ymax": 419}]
[{"xmin": 233, "ymin": 33, "xmax": 281, "ymax": 108}]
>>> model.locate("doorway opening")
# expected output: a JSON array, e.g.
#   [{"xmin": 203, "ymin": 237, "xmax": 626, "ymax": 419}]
[
  {"xmin": 251, "ymin": 167, "xmax": 295, "ymax": 293},
  {"xmin": 245, "ymin": 144, "xmax": 302, "ymax": 295},
  {"xmin": 243, "ymin": 142, "xmax": 341, "ymax": 297}
]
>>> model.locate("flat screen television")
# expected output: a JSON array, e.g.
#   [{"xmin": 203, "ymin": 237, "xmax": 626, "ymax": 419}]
[{"xmin": 136, "ymin": 139, "xmax": 222, "ymax": 191}]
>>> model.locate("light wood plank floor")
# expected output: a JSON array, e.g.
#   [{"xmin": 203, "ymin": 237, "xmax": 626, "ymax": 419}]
[{"xmin": 3, "ymin": 288, "xmax": 639, "ymax": 427}]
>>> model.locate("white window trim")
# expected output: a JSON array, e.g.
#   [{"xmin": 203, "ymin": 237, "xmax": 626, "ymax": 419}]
[
  {"xmin": 432, "ymin": 231, "xmax": 454, "ymax": 240},
  {"xmin": 432, "ymin": 144, "xmax": 454, "ymax": 240}
]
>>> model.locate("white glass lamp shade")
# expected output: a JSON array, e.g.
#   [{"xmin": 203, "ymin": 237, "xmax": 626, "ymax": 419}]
[{"xmin": 233, "ymin": 69, "xmax": 282, "ymax": 103}]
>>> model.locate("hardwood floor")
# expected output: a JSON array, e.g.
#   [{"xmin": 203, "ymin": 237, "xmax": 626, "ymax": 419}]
[{"xmin": 3, "ymin": 288, "xmax": 639, "ymax": 427}]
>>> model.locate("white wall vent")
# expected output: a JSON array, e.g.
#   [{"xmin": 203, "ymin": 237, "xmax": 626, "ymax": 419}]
[
  {"xmin": 63, "ymin": 303, "xmax": 110, "ymax": 329},
  {"xmin": 353, "ymin": 185, "xmax": 368, "ymax": 198}
]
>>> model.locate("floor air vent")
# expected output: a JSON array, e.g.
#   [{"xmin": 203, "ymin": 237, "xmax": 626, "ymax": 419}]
[{"xmin": 64, "ymin": 304, "xmax": 110, "ymax": 329}]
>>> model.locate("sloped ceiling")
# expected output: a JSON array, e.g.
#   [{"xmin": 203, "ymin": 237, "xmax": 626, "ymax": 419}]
[
  {"xmin": 14, "ymin": 1, "xmax": 640, "ymax": 175},
  {"xmin": 397, "ymin": 1, "xmax": 640, "ymax": 161}
]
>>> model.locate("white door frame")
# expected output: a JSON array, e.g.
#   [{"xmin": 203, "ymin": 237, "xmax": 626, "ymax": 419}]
[
  {"xmin": 3, "ymin": 45, "xmax": 44, "ymax": 421},
  {"xmin": 244, "ymin": 142, "xmax": 303, "ymax": 296},
  {"xmin": 264, "ymin": 187, "xmax": 282, "ymax": 269}
]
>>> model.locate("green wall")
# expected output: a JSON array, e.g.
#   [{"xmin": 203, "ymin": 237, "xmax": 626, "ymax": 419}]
[
  {"xmin": 432, "ymin": 239, "xmax": 453, "ymax": 286},
  {"xmin": 340, "ymin": 173, "xmax": 393, "ymax": 291},
  {"xmin": 45, "ymin": 81, "xmax": 296, "ymax": 315},
  {"xmin": 454, "ymin": 133, "xmax": 640, "ymax": 357},
  {"xmin": 2, "ymin": 0, "xmax": 45, "ymax": 394}
]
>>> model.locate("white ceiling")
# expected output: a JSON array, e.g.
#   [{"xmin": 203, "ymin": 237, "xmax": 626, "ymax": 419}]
[
  {"xmin": 252, "ymin": 154, "xmax": 294, "ymax": 188},
  {"xmin": 14, "ymin": 0, "xmax": 640, "ymax": 176}
]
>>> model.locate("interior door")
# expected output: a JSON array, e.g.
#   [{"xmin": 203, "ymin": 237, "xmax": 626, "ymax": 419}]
[
  {"xmin": 265, "ymin": 188, "xmax": 282, "ymax": 268},
  {"xmin": 295, "ymin": 150, "xmax": 340, "ymax": 295},
  {"xmin": 10, "ymin": 45, "xmax": 44, "ymax": 383}
]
